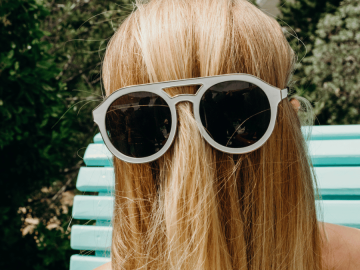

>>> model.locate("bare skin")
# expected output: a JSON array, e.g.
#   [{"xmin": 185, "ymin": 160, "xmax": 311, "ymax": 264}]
[
  {"xmin": 320, "ymin": 222, "xmax": 360, "ymax": 269},
  {"xmin": 94, "ymin": 222, "xmax": 360, "ymax": 270},
  {"xmin": 290, "ymin": 98, "xmax": 301, "ymax": 113},
  {"xmin": 94, "ymin": 261, "xmax": 111, "ymax": 270}
]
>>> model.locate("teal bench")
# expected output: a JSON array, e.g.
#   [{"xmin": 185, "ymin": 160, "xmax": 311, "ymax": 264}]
[{"xmin": 69, "ymin": 124, "xmax": 360, "ymax": 270}]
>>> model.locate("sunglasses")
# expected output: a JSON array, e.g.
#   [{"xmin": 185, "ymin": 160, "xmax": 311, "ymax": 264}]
[{"xmin": 93, "ymin": 73, "xmax": 288, "ymax": 164}]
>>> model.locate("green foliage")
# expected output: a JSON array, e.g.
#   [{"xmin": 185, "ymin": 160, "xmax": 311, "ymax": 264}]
[
  {"xmin": 0, "ymin": 0, "xmax": 62, "ymax": 149},
  {"xmin": 278, "ymin": 0, "xmax": 342, "ymax": 41},
  {"xmin": 277, "ymin": 0, "xmax": 342, "ymax": 90},
  {"xmin": 0, "ymin": 0, "xmax": 77, "ymax": 269},
  {"xmin": 300, "ymin": 0, "xmax": 360, "ymax": 124},
  {"xmin": 0, "ymin": 0, "xmax": 132, "ymax": 269},
  {"xmin": 0, "ymin": 1, "xmax": 67, "ymax": 269},
  {"xmin": 278, "ymin": 0, "xmax": 360, "ymax": 124},
  {"xmin": 42, "ymin": 0, "xmax": 132, "ymax": 103},
  {"xmin": 278, "ymin": 0, "xmax": 342, "ymax": 61}
]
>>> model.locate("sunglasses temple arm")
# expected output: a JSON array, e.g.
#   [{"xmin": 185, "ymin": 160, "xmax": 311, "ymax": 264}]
[{"xmin": 281, "ymin": 87, "xmax": 288, "ymax": 100}]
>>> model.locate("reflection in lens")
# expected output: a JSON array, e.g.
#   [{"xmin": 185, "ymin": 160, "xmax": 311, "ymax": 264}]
[
  {"xmin": 105, "ymin": 92, "xmax": 172, "ymax": 158},
  {"xmin": 199, "ymin": 81, "xmax": 271, "ymax": 148}
]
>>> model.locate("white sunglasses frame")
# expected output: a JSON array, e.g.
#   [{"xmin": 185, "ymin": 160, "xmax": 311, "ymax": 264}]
[{"xmin": 93, "ymin": 73, "xmax": 288, "ymax": 164}]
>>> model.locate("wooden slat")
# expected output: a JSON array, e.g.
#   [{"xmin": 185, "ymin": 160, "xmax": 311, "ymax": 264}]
[
  {"xmin": 309, "ymin": 139, "xmax": 360, "ymax": 166},
  {"xmin": 73, "ymin": 196, "xmax": 113, "ymax": 220},
  {"xmin": 84, "ymin": 140, "xmax": 360, "ymax": 167},
  {"xmin": 92, "ymin": 125, "xmax": 360, "ymax": 144},
  {"xmin": 75, "ymin": 166, "xmax": 360, "ymax": 195},
  {"xmin": 71, "ymin": 125, "xmax": 360, "ymax": 270},
  {"xmin": 76, "ymin": 167, "xmax": 114, "ymax": 192},
  {"xmin": 70, "ymin": 255, "xmax": 110, "ymax": 270},
  {"xmin": 93, "ymin": 133, "xmax": 104, "ymax": 144},
  {"xmin": 84, "ymin": 144, "xmax": 113, "ymax": 167},
  {"xmin": 315, "ymin": 167, "xmax": 360, "ymax": 195},
  {"xmin": 72, "ymin": 195, "xmax": 360, "ymax": 226},
  {"xmin": 306, "ymin": 125, "xmax": 360, "ymax": 140},
  {"xmin": 71, "ymin": 225, "xmax": 112, "ymax": 250},
  {"xmin": 317, "ymin": 201, "xmax": 360, "ymax": 228},
  {"xmin": 70, "ymin": 201, "xmax": 360, "ymax": 251}
]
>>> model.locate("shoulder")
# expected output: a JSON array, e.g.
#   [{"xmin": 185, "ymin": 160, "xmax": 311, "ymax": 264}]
[
  {"xmin": 320, "ymin": 222, "xmax": 360, "ymax": 270},
  {"xmin": 94, "ymin": 262, "xmax": 111, "ymax": 270}
]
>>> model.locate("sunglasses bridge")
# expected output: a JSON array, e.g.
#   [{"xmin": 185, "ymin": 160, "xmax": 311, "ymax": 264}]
[{"xmin": 163, "ymin": 93, "xmax": 199, "ymax": 105}]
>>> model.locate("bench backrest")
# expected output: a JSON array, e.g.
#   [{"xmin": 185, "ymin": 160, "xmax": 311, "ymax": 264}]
[{"xmin": 69, "ymin": 125, "xmax": 360, "ymax": 270}]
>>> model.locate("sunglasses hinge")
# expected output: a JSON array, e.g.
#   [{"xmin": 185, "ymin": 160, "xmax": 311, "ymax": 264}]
[{"xmin": 281, "ymin": 88, "xmax": 289, "ymax": 100}]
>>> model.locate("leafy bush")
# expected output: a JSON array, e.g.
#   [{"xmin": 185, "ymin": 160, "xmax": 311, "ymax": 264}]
[
  {"xmin": 0, "ymin": 0, "xmax": 131, "ymax": 269},
  {"xmin": 278, "ymin": 0, "xmax": 342, "ymax": 60},
  {"xmin": 0, "ymin": 0, "xmax": 73, "ymax": 268},
  {"xmin": 278, "ymin": 0, "xmax": 360, "ymax": 124},
  {"xmin": 298, "ymin": 0, "xmax": 360, "ymax": 124},
  {"xmin": 278, "ymin": 0, "xmax": 342, "ymax": 61}
]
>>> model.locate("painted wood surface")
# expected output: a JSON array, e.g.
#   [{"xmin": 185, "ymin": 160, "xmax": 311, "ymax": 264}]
[
  {"xmin": 70, "ymin": 255, "xmax": 110, "ymax": 270},
  {"xmin": 71, "ymin": 125, "xmax": 360, "ymax": 270},
  {"xmin": 76, "ymin": 167, "xmax": 114, "ymax": 192},
  {"xmin": 76, "ymin": 166, "xmax": 360, "ymax": 195},
  {"xmin": 71, "ymin": 225, "xmax": 112, "ymax": 251},
  {"xmin": 305, "ymin": 125, "xmax": 360, "ymax": 140},
  {"xmin": 84, "ymin": 140, "xmax": 360, "ymax": 167},
  {"xmin": 72, "ymin": 196, "xmax": 360, "ymax": 226},
  {"xmin": 70, "ymin": 198, "xmax": 360, "ymax": 252},
  {"xmin": 92, "ymin": 124, "xmax": 360, "ymax": 143}
]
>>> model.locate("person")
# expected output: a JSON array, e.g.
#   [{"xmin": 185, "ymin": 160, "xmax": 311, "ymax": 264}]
[{"xmin": 95, "ymin": 0, "xmax": 360, "ymax": 269}]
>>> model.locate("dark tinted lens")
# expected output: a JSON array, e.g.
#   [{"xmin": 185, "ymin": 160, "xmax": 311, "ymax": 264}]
[
  {"xmin": 105, "ymin": 92, "xmax": 172, "ymax": 158},
  {"xmin": 200, "ymin": 81, "xmax": 271, "ymax": 148}
]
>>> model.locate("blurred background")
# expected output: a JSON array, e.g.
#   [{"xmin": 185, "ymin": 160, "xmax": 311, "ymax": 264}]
[{"xmin": 0, "ymin": 0, "xmax": 358, "ymax": 269}]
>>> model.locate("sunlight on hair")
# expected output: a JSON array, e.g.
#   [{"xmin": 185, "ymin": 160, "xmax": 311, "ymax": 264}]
[{"xmin": 101, "ymin": 0, "xmax": 324, "ymax": 269}]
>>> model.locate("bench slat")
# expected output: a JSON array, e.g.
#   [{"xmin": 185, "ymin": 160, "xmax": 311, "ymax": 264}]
[
  {"xmin": 84, "ymin": 140, "xmax": 360, "ymax": 167},
  {"xmin": 93, "ymin": 125, "xmax": 360, "ymax": 143},
  {"xmin": 73, "ymin": 126, "xmax": 360, "ymax": 263},
  {"xmin": 73, "ymin": 196, "xmax": 113, "ymax": 220},
  {"xmin": 318, "ymin": 201, "xmax": 360, "ymax": 228},
  {"xmin": 84, "ymin": 144, "xmax": 113, "ymax": 167},
  {"xmin": 307, "ymin": 125, "xmax": 360, "ymax": 140},
  {"xmin": 309, "ymin": 139, "xmax": 360, "ymax": 166},
  {"xmin": 75, "ymin": 166, "xmax": 360, "ymax": 194},
  {"xmin": 70, "ymin": 255, "xmax": 110, "ymax": 270},
  {"xmin": 94, "ymin": 133, "xmax": 104, "ymax": 144},
  {"xmin": 315, "ymin": 167, "xmax": 360, "ymax": 195},
  {"xmin": 72, "ymin": 196, "xmax": 360, "ymax": 225},
  {"xmin": 70, "ymin": 200, "xmax": 360, "ymax": 251},
  {"xmin": 76, "ymin": 167, "xmax": 114, "ymax": 192},
  {"xmin": 71, "ymin": 225, "xmax": 112, "ymax": 250}
]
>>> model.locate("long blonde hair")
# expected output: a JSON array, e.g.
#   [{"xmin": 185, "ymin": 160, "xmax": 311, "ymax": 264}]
[{"xmin": 102, "ymin": 0, "xmax": 325, "ymax": 269}]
